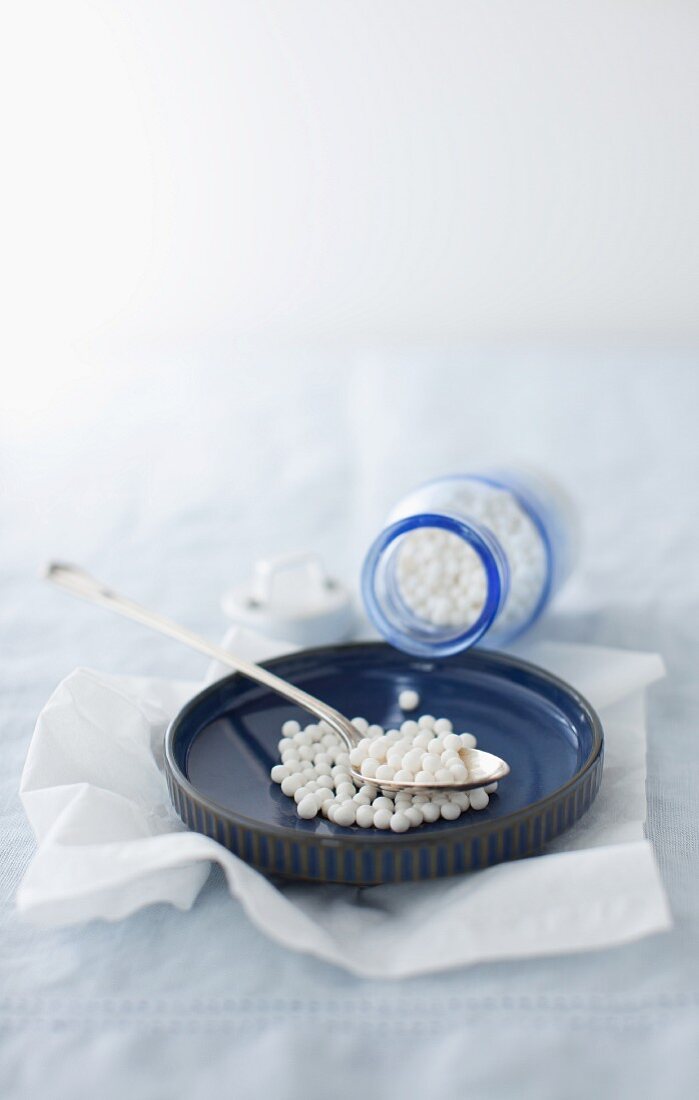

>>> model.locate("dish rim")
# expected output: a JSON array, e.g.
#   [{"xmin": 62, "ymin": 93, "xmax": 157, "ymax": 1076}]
[{"xmin": 164, "ymin": 642, "xmax": 604, "ymax": 849}]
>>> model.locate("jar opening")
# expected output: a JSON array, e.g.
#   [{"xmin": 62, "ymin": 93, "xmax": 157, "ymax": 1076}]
[{"xmin": 361, "ymin": 513, "xmax": 508, "ymax": 658}]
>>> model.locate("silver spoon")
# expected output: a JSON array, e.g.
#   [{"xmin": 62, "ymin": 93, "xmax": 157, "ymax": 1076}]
[{"xmin": 45, "ymin": 563, "xmax": 510, "ymax": 794}]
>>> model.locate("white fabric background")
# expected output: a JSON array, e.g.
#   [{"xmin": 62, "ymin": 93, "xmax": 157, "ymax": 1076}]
[
  {"xmin": 6, "ymin": 2, "xmax": 699, "ymax": 344},
  {"xmin": 1, "ymin": 353, "xmax": 698, "ymax": 1097}
]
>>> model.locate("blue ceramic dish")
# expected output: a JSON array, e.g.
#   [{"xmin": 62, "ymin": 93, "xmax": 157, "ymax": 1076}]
[{"xmin": 164, "ymin": 643, "xmax": 603, "ymax": 885}]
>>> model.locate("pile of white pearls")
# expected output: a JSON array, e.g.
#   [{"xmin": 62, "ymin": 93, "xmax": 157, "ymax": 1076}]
[
  {"xmin": 349, "ymin": 715, "xmax": 475, "ymax": 785},
  {"xmin": 270, "ymin": 713, "xmax": 496, "ymax": 832},
  {"xmin": 395, "ymin": 483, "xmax": 547, "ymax": 635},
  {"xmin": 396, "ymin": 529, "xmax": 487, "ymax": 628}
]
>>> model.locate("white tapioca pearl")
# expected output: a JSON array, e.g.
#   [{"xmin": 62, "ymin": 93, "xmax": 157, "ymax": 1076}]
[
  {"xmin": 425, "ymin": 561, "xmax": 445, "ymax": 589},
  {"xmin": 305, "ymin": 725, "xmax": 322, "ymax": 741},
  {"xmin": 293, "ymin": 730, "xmax": 311, "ymax": 746},
  {"xmin": 333, "ymin": 801, "xmax": 357, "ymax": 827},
  {"xmin": 451, "ymin": 792, "xmax": 470, "ymax": 809},
  {"xmin": 314, "ymin": 763, "xmax": 332, "ymax": 778},
  {"xmin": 418, "ymin": 714, "xmax": 436, "ymax": 729},
  {"xmin": 322, "ymin": 733, "xmax": 337, "ymax": 748},
  {"xmin": 371, "ymin": 796, "xmax": 394, "ymax": 812},
  {"xmin": 442, "ymin": 556, "xmax": 458, "ymax": 580},
  {"xmin": 393, "ymin": 769, "xmax": 414, "ymax": 784},
  {"xmin": 367, "ymin": 724, "xmax": 384, "ymax": 739},
  {"xmin": 389, "ymin": 812, "xmax": 410, "ymax": 833},
  {"xmin": 281, "ymin": 748, "xmax": 300, "ymax": 763},
  {"xmin": 421, "ymin": 802, "xmax": 441, "ymax": 823},
  {"xmin": 484, "ymin": 782, "xmax": 498, "ymax": 793},
  {"xmin": 336, "ymin": 782, "xmax": 356, "ymax": 800},
  {"xmin": 375, "ymin": 764, "xmax": 396, "ymax": 782},
  {"xmin": 391, "ymin": 739, "xmax": 412, "ymax": 758},
  {"xmin": 298, "ymin": 746, "xmax": 314, "ymax": 761},
  {"xmin": 432, "ymin": 792, "xmax": 448, "ymax": 804},
  {"xmin": 442, "ymin": 733, "xmax": 462, "ymax": 753},
  {"xmin": 441, "ymin": 751, "xmax": 460, "ymax": 767},
  {"xmin": 352, "ymin": 717, "xmax": 369, "ymax": 733},
  {"xmin": 357, "ymin": 738, "xmax": 373, "ymax": 756},
  {"xmin": 359, "ymin": 783, "xmax": 378, "ymax": 799},
  {"xmin": 422, "ymin": 755, "xmax": 440, "ymax": 775},
  {"xmin": 433, "ymin": 718, "xmax": 453, "ymax": 733},
  {"xmin": 316, "ymin": 774, "xmax": 334, "ymax": 789},
  {"xmin": 331, "ymin": 765, "xmax": 351, "ymax": 779},
  {"xmin": 460, "ymin": 732, "xmax": 478, "ymax": 749},
  {"xmin": 360, "ymin": 758, "xmax": 379, "ymax": 779},
  {"xmin": 432, "ymin": 599, "xmax": 453, "ymax": 626},
  {"xmin": 301, "ymin": 761, "xmax": 315, "ymax": 774},
  {"xmin": 270, "ymin": 764, "xmax": 290, "ymax": 783},
  {"xmin": 387, "ymin": 751, "xmax": 404, "ymax": 769},
  {"xmin": 414, "ymin": 731, "xmax": 432, "ymax": 749},
  {"xmin": 278, "ymin": 753, "xmax": 299, "ymax": 768},
  {"xmin": 356, "ymin": 804, "xmax": 376, "ymax": 828},
  {"xmin": 353, "ymin": 791, "xmax": 371, "ymax": 805},
  {"xmin": 349, "ymin": 747, "xmax": 366, "ymax": 767},
  {"xmin": 373, "ymin": 808, "xmax": 392, "ymax": 829},
  {"xmin": 402, "ymin": 749, "xmax": 424, "ymax": 774},
  {"xmin": 400, "ymin": 720, "xmax": 420, "ymax": 737},
  {"xmin": 404, "ymin": 806, "xmax": 424, "ymax": 827},
  {"xmin": 415, "ymin": 770, "xmax": 434, "ymax": 784},
  {"xmin": 449, "ymin": 764, "xmax": 469, "ymax": 783},
  {"xmin": 335, "ymin": 753, "xmax": 351, "ymax": 769},
  {"xmin": 384, "ymin": 729, "xmax": 401, "ymax": 742},
  {"xmin": 280, "ymin": 774, "xmax": 305, "ymax": 797},
  {"xmin": 293, "ymin": 785, "xmax": 311, "ymax": 804},
  {"xmin": 277, "ymin": 737, "xmax": 294, "ymax": 753},
  {"xmin": 327, "ymin": 803, "xmax": 338, "ymax": 822},
  {"xmin": 469, "ymin": 788, "xmax": 489, "ymax": 810},
  {"xmin": 313, "ymin": 752, "xmax": 331, "ymax": 767},
  {"xmin": 297, "ymin": 794, "xmax": 320, "ymax": 819},
  {"xmin": 281, "ymin": 720, "xmax": 301, "ymax": 737},
  {"xmin": 434, "ymin": 769, "xmax": 454, "ymax": 784},
  {"xmin": 440, "ymin": 802, "xmax": 461, "ymax": 821},
  {"xmin": 368, "ymin": 739, "xmax": 387, "ymax": 761},
  {"xmin": 398, "ymin": 689, "xmax": 420, "ymax": 711}
]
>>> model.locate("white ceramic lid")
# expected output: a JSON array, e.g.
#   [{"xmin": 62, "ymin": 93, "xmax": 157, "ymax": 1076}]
[{"xmin": 222, "ymin": 552, "xmax": 355, "ymax": 647}]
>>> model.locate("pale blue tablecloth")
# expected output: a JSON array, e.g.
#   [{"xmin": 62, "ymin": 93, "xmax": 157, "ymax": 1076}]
[{"xmin": 1, "ymin": 349, "xmax": 698, "ymax": 1097}]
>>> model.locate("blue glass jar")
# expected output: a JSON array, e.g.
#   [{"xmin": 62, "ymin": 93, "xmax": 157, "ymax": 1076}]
[{"xmin": 361, "ymin": 469, "xmax": 576, "ymax": 657}]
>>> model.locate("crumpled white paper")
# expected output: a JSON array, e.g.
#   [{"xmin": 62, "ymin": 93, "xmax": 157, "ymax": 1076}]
[{"xmin": 17, "ymin": 633, "xmax": 672, "ymax": 978}]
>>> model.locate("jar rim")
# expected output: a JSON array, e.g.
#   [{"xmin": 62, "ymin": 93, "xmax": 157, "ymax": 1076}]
[{"xmin": 360, "ymin": 512, "xmax": 509, "ymax": 658}]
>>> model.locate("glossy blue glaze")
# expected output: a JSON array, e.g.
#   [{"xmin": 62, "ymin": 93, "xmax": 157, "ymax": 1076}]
[{"xmin": 165, "ymin": 643, "xmax": 603, "ymax": 884}]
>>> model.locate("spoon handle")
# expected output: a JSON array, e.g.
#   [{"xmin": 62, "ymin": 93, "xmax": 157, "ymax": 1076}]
[{"xmin": 44, "ymin": 563, "xmax": 358, "ymax": 746}]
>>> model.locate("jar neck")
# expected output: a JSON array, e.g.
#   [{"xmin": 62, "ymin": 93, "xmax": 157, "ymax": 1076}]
[{"xmin": 361, "ymin": 512, "xmax": 510, "ymax": 658}]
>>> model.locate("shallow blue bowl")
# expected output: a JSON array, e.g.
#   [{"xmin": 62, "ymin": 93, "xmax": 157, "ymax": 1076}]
[{"xmin": 164, "ymin": 643, "xmax": 603, "ymax": 885}]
